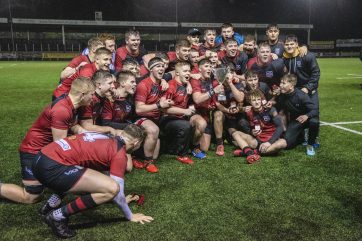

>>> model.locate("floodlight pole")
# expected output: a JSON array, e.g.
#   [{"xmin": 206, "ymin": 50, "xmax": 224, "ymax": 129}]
[
  {"xmin": 307, "ymin": 0, "xmax": 311, "ymax": 46},
  {"xmin": 175, "ymin": 0, "xmax": 179, "ymax": 38},
  {"xmin": 8, "ymin": 0, "xmax": 15, "ymax": 52}
]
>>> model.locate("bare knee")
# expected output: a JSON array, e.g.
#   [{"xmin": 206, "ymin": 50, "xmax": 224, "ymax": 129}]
[
  {"xmin": 213, "ymin": 111, "xmax": 224, "ymax": 123},
  {"xmin": 106, "ymin": 181, "xmax": 120, "ymax": 201}
]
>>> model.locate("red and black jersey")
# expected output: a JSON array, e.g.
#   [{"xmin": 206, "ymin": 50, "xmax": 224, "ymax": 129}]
[
  {"xmin": 41, "ymin": 133, "xmax": 127, "ymax": 178},
  {"xmin": 102, "ymin": 97, "xmax": 134, "ymax": 123},
  {"xmin": 114, "ymin": 46, "xmax": 148, "ymax": 72},
  {"xmin": 191, "ymin": 78, "xmax": 218, "ymax": 122},
  {"xmin": 20, "ymin": 95, "xmax": 77, "ymax": 154},
  {"xmin": 247, "ymin": 57, "xmax": 286, "ymax": 89},
  {"xmin": 67, "ymin": 55, "xmax": 91, "ymax": 69},
  {"xmin": 270, "ymin": 41, "xmax": 285, "ymax": 58},
  {"xmin": 219, "ymin": 82, "xmax": 245, "ymax": 119},
  {"xmin": 245, "ymin": 107, "xmax": 277, "ymax": 142},
  {"xmin": 198, "ymin": 43, "xmax": 221, "ymax": 56},
  {"xmin": 163, "ymin": 79, "xmax": 189, "ymax": 119},
  {"xmin": 219, "ymin": 51, "xmax": 248, "ymax": 76},
  {"xmin": 53, "ymin": 63, "xmax": 97, "ymax": 98},
  {"xmin": 78, "ymin": 92, "xmax": 106, "ymax": 125},
  {"xmin": 135, "ymin": 77, "xmax": 163, "ymax": 121}
]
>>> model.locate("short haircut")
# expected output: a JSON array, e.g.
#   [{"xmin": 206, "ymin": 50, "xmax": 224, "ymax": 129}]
[
  {"xmin": 285, "ymin": 34, "xmax": 298, "ymax": 43},
  {"xmin": 148, "ymin": 57, "xmax": 164, "ymax": 69},
  {"xmin": 116, "ymin": 70, "xmax": 136, "ymax": 85},
  {"xmin": 281, "ymin": 74, "xmax": 297, "ymax": 86},
  {"xmin": 125, "ymin": 29, "xmax": 140, "ymax": 40},
  {"xmin": 204, "ymin": 28, "xmax": 216, "ymax": 35},
  {"xmin": 248, "ymin": 89, "xmax": 265, "ymax": 102},
  {"xmin": 122, "ymin": 59, "xmax": 139, "ymax": 67},
  {"xmin": 88, "ymin": 37, "xmax": 104, "ymax": 49},
  {"xmin": 190, "ymin": 48, "xmax": 199, "ymax": 54},
  {"xmin": 244, "ymin": 34, "xmax": 256, "ymax": 43},
  {"xmin": 198, "ymin": 58, "xmax": 211, "ymax": 67},
  {"xmin": 258, "ymin": 42, "xmax": 271, "ymax": 51},
  {"xmin": 155, "ymin": 52, "xmax": 169, "ymax": 61},
  {"xmin": 221, "ymin": 23, "xmax": 233, "ymax": 30},
  {"xmin": 122, "ymin": 124, "xmax": 147, "ymax": 142},
  {"xmin": 95, "ymin": 47, "xmax": 112, "ymax": 57},
  {"xmin": 245, "ymin": 70, "xmax": 259, "ymax": 79},
  {"xmin": 266, "ymin": 23, "xmax": 279, "ymax": 31},
  {"xmin": 69, "ymin": 77, "xmax": 95, "ymax": 95},
  {"xmin": 92, "ymin": 70, "xmax": 113, "ymax": 84},
  {"xmin": 175, "ymin": 61, "xmax": 191, "ymax": 72},
  {"xmin": 99, "ymin": 33, "xmax": 116, "ymax": 42},
  {"xmin": 224, "ymin": 38, "xmax": 238, "ymax": 46},
  {"xmin": 176, "ymin": 39, "xmax": 191, "ymax": 49}
]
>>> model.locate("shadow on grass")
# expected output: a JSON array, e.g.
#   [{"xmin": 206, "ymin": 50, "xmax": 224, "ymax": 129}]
[
  {"xmin": 70, "ymin": 216, "xmax": 128, "ymax": 230},
  {"xmin": 329, "ymin": 188, "xmax": 362, "ymax": 221}
]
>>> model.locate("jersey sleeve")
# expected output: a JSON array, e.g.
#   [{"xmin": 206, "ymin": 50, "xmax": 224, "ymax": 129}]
[
  {"xmin": 109, "ymin": 146, "xmax": 127, "ymax": 178},
  {"xmin": 79, "ymin": 64, "xmax": 95, "ymax": 78},
  {"xmin": 50, "ymin": 106, "xmax": 73, "ymax": 130},
  {"xmin": 101, "ymin": 100, "xmax": 114, "ymax": 121},
  {"xmin": 135, "ymin": 81, "xmax": 149, "ymax": 103},
  {"xmin": 78, "ymin": 105, "xmax": 93, "ymax": 120},
  {"xmin": 67, "ymin": 56, "xmax": 83, "ymax": 68},
  {"xmin": 191, "ymin": 78, "xmax": 202, "ymax": 93}
]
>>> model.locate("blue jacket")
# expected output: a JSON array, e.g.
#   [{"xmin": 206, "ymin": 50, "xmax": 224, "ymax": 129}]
[{"xmin": 215, "ymin": 32, "xmax": 244, "ymax": 45}]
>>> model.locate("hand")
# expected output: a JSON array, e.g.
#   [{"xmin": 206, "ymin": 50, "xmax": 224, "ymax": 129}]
[
  {"xmin": 131, "ymin": 213, "xmax": 154, "ymax": 224},
  {"xmin": 184, "ymin": 108, "xmax": 195, "ymax": 116},
  {"xmin": 299, "ymin": 46, "xmax": 308, "ymax": 57},
  {"xmin": 76, "ymin": 61, "xmax": 88, "ymax": 70},
  {"xmin": 259, "ymin": 142, "xmax": 271, "ymax": 153},
  {"xmin": 126, "ymin": 194, "xmax": 140, "ymax": 204},
  {"xmin": 272, "ymin": 86, "xmax": 281, "ymax": 96},
  {"xmin": 159, "ymin": 97, "xmax": 174, "ymax": 108},
  {"xmin": 226, "ymin": 73, "xmax": 234, "ymax": 85},
  {"xmin": 190, "ymin": 73, "xmax": 201, "ymax": 80},
  {"xmin": 108, "ymin": 127, "xmax": 117, "ymax": 136},
  {"xmin": 296, "ymin": 115, "xmax": 308, "ymax": 123},
  {"xmin": 271, "ymin": 53, "xmax": 279, "ymax": 60},
  {"xmin": 244, "ymin": 106, "xmax": 252, "ymax": 112},
  {"xmin": 160, "ymin": 79, "xmax": 169, "ymax": 91},
  {"xmin": 265, "ymin": 101, "xmax": 273, "ymax": 108},
  {"xmin": 213, "ymin": 84, "xmax": 224, "ymax": 94},
  {"xmin": 228, "ymin": 106, "xmax": 239, "ymax": 114},
  {"xmin": 186, "ymin": 82, "xmax": 193, "ymax": 95},
  {"xmin": 251, "ymin": 129, "xmax": 261, "ymax": 137},
  {"xmin": 301, "ymin": 88, "xmax": 309, "ymax": 94}
]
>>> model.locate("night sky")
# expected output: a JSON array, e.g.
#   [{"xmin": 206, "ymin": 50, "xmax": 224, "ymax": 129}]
[{"xmin": 0, "ymin": 0, "xmax": 361, "ymax": 40}]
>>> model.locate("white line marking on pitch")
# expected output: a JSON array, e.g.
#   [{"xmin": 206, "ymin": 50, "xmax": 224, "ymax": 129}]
[
  {"xmin": 320, "ymin": 121, "xmax": 362, "ymax": 135},
  {"xmin": 336, "ymin": 77, "xmax": 362, "ymax": 79},
  {"xmin": 9, "ymin": 64, "xmax": 17, "ymax": 67},
  {"xmin": 320, "ymin": 121, "xmax": 362, "ymax": 125},
  {"xmin": 348, "ymin": 74, "xmax": 362, "ymax": 76}
]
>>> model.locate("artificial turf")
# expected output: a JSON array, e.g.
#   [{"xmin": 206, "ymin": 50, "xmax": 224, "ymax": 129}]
[{"xmin": 0, "ymin": 58, "xmax": 361, "ymax": 241}]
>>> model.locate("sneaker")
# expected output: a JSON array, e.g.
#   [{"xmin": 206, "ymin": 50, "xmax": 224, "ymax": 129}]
[
  {"xmin": 246, "ymin": 154, "xmax": 261, "ymax": 164},
  {"xmin": 313, "ymin": 143, "xmax": 320, "ymax": 148},
  {"xmin": 144, "ymin": 161, "xmax": 158, "ymax": 173},
  {"xmin": 192, "ymin": 148, "xmax": 206, "ymax": 159},
  {"xmin": 132, "ymin": 159, "xmax": 145, "ymax": 169},
  {"xmin": 44, "ymin": 212, "xmax": 76, "ymax": 239},
  {"xmin": 38, "ymin": 203, "xmax": 56, "ymax": 216},
  {"xmin": 176, "ymin": 156, "xmax": 194, "ymax": 165},
  {"xmin": 233, "ymin": 149, "xmax": 243, "ymax": 157},
  {"xmin": 215, "ymin": 145, "xmax": 225, "ymax": 156},
  {"xmin": 306, "ymin": 145, "xmax": 315, "ymax": 156}
]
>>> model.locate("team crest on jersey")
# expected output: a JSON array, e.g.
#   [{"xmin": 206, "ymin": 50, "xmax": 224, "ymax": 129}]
[
  {"xmin": 150, "ymin": 85, "xmax": 161, "ymax": 96},
  {"xmin": 262, "ymin": 114, "xmax": 271, "ymax": 122},
  {"xmin": 55, "ymin": 139, "xmax": 71, "ymax": 151},
  {"xmin": 297, "ymin": 61, "xmax": 302, "ymax": 67},
  {"xmin": 266, "ymin": 71, "xmax": 273, "ymax": 78},
  {"xmin": 125, "ymin": 104, "xmax": 132, "ymax": 113},
  {"xmin": 236, "ymin": 64, "xmax": 241, "ymax": 70},
  {"xmin": 275, "ymin": 48, "xmax": 281, "ymax": 55}
]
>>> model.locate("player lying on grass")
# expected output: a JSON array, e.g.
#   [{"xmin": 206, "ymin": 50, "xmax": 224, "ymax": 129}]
[
  {"xmin": 33, "ymin": 125, "xmax": 153, "ymax": 239},
  {"xmin": 232, "ymin": 89, "xmax": 286, "ymax": 164}
]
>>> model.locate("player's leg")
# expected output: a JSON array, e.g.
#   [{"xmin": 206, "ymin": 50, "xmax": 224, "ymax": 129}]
[
  {"xmin": 306, "ymin": 116, "xmax": 320, "ymax": 156},
  {"xmin": 285, "ymin": 120, "xmax": 304, "ymax": 149},
  {"xmin": 140, "ymin": 119, "xmax": 159, "ymax": 172},
  {"xmin": 232, "ymin": 131, "xmax": 260, "ymax": 163},
  {"xmin": 264, "ymin": 138, "xmax": 287, "ymax": 154},
  {"xmin": 190, "ymin": 114, "xmax": 207, "ymax": 159},
  {"xmin": 213, "ymin": 110, "xmax": 225, "ymax": 156}
]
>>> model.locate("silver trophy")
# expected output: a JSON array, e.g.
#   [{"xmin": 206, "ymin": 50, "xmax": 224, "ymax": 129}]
[{"xmin": 213, "ymin": 67, "xmax": 229, "ymax": 101}]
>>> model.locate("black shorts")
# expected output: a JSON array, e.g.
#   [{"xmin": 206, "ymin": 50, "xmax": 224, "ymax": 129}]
[
  {"xmin": 20, "ymin": 151, "xmax": 37, "ymax": 181},
  {"xmin": 32, "ymin": 153, "xmax": 86, "ymax": 193}
]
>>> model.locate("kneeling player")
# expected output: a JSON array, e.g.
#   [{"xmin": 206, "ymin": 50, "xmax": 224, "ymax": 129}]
[
  {"xmin": 33, "ymin": 125, "xmax": 153, "ymax": 238},
  {"xmin": 232, "ymin": 90, "xmax": 286, "ymax": 163}
]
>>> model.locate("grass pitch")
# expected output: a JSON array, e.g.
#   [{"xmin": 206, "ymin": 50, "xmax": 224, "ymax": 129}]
[{"xmin": 0, "ymin": 58, "xmax": 361, "ymax": 241}]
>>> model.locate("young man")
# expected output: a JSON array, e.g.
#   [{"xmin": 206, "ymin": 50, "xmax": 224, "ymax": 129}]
[
  {"xmin": 78, "ymin": 70, "xmax": 116, "ymax": 134},
  {"xmin": 276, "ymin": 74, "xmax": 319, "ymax": 155},
  {"xmin": 134, "ymin": 57, "xmax": 174, "ymax": 172},
  {"xmin": 115, "ymin": 29, "xmax": 148, "ymax": 72},
  {"xmin": 82, "ymin": 33, "xmax": 117, "ymax": 72},
  {"xmin": 190, "ymin": 59, "xmax": 224, "ymax": 158},
  {"xmin": 60, "ymin": 37, "xmax": 104, "ymax": 80},
  {"xmin": 161, "ymin": 62, "xmax": 195, "ymax": 164},
  {"xmin": 232, "ymin": 89, "xmax": 286, "ymax": 163},
  {"xmin": 243, "ymin": 34, "xmax": 258, "ymax": 60},
  {"xmin": 189, "ymin": 48, "xmax": 200, "ymax": 67},
  {"xmin": 186, "ymin": 28, "xmax": 202, "ymax": 50},
  {"xmin": 53, "ymin": 47, "xmax": 112, "ymax": 99},
  {"xmin": 215, "ymin": 23, "xmax": 244, "ymax": 50},
  {"xmin": 219, "ymin": 39, "xmax": 248, "ymax": 81},
  {"xmin": 33, "ymin": 125, "xmax": 153, "ymax": 238},
  {"xmin": 0, "ymin": 77, "xmax": 95, "ymax": 204},
  {"xmin": 199, "ymin": 29, "xmax": 221, "ymax": 56},
  {"xmin": 247, "ymin": 42, "xmax": 287, "ymax": 89},
  {"xmin": 266, "ymin": 24, "xmax": 285, "ymax": 59}
]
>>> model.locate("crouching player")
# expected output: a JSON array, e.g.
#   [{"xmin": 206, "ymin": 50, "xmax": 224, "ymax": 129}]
[
  {"xmin": 33, "ymin": 125, "xmax": 153, "ymax": 238},
  {"xmin": 232, "ymin": 89, "xmax": 286, "ymax": 163}
]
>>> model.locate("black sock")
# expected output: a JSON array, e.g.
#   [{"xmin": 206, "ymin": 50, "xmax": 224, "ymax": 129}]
[{"xmin": 216, "ymin": 138, "xmax": 223, "ymax": 146}]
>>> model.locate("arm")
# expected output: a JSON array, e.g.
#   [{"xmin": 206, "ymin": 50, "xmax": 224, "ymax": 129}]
[
  {"xmin": 306, "ymin": 53, "xmax": 320, "ymax": 92},
  {"xmin": 135, "ymin": 98, "xmax": 173, "ymax": 114},
  {"xmin": 51, "ymin": 128, "xmax": 68, "ymax": 141},
  {"xmin": 79, "ymin": 119, "xmax": 116, "ymax": 135},
  {"xmin": 164, "ymin": 106, "xmax": 194, "ymax": 116},
  {"xmin": 192, "ymin": 84, "xmax": 224, "ymax": 104},
  {"xmin": 110, "ymin": 175, "xmax": 132, "ymax": 220},
  {"xmin": 268, "ymin": 110, "xmax": 284, "ymax": 144},
  {"xmin": 60, "ymin": 67, "xmax": 77, "ymax": 80}
]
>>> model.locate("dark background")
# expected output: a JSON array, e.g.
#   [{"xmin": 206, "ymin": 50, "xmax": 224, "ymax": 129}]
[{"xmin": 0, "ymin": 0, "xmax": 361, "ymax": 40}]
